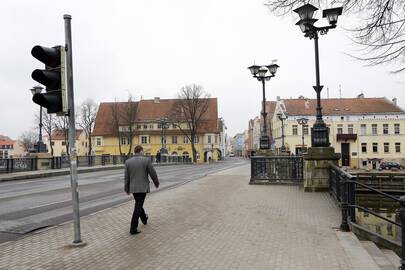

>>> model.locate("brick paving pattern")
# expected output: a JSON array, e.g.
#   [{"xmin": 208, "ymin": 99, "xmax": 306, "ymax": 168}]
[{"xmin": 0, "ymin": 165, "xmax": 354, "ymax": 270}]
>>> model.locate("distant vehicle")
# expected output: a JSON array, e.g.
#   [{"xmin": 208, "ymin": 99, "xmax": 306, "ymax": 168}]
[
  {"xmin": 379, "ymin": 161, "xmax": 404, "ymax": 170},
  {"xmin": 229, "ymin": 153, "xmax": 235, "ymax": 157}
]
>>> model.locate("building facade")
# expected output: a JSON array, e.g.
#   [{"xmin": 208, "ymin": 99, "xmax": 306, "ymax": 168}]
[
  {"xmin": 43, "ymin": 129, "xmax": 89, "ymax": 156},
  {"xmin": 269, "ymin": 97, "xmax": 405, "ymax": 169},
  {"xmin": 91, "ymin": 97, "xmax": 222, "ymax": 163}
]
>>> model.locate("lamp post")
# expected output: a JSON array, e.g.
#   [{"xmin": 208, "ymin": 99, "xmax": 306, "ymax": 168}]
[
  {"xmin": 30, "ymin": 85, "xmax": 44, "ymax": 152},
  {"xmin": 248, "ymin": 63, "xmax": 279, "ymax": 150},
  {"xmin": 158, "ymin": 117, "xmax": 168, "ymax": 151},
  {"xmin": 293, "ymin": 4, "xmax": 342, "ymax": 147},
  {"xmin": 297, "ymin": 117, "xmax": 309, "ymax": 154},
  {"xmin": 277, "ymin": 112, "xmax": 288, "ymax": 153}
]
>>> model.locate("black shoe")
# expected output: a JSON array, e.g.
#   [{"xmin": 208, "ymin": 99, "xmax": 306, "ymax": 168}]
[
  {"xmin": 141, "ymin": 214, "xmax": 148, "ymax": 225},
  {"xmin": 130, "ymin": 229, "xmax": 141, "ymax": 235}
]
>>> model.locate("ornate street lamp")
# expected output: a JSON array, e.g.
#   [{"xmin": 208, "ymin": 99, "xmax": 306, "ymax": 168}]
[
  {"xmin": 293, "ymin": 4, "xmax": 343, "ymax": 147},
  {"xmin": 30, "ymin": 85, "xmax": 45, "ymax": 153},
  {"xmin": 297, "ymin": 117, "xmax": 309, "ymax": 154},
  {"xmin": 158, "ymin": 117, "xmax": 169, "ymax": 152},
  {"xmin": 277, "ymin": 112, "xmax": 288, "ymax": 152},
  {"xmin": 248, "ymin": 62, "xmax": 279, "ymax": 150}
]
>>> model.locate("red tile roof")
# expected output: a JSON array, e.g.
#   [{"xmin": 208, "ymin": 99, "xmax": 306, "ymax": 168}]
[
  {"xmin": 50, "ymin": 129, "xmax": 83, "ymax": 140},
  {"xmin": 282, "ymin": 98, "xmax": 403, "ymax": 116},
  {"xmin": 93, "ymin": 98, "xmax": 219, "ymax": 136},
  {"xmin": 0, "ymin": 140, "xmax": 15, "ymax": 146}
]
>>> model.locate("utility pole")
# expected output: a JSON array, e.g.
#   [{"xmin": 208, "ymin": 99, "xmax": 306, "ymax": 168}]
[{"xmin": 64, "ymin": 14, "xmax": 82, "ymax": 244}]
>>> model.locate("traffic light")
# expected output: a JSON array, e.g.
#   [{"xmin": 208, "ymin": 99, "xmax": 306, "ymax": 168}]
[{"xmin": 31, "ymin": 45, "xmax": 67, "ymax": 115}]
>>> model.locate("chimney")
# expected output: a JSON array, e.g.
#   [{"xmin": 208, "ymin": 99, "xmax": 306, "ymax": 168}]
[
  {"xmin": 357, "ymin": 93, "xmax": 365, "ymax": 99},
  {"xmin": 392, "ymin": 97, "xmax": 398, "ymax": 106},
  {"xmin": 304, "ymin": 99, "xmax": 310, "ymax": 110},
  {"xmin": 154, "ymin": 97, "xmax": 160, "ymax": 103},
  {"xmin": 276, "ymin": 96, "xmax": 281, "ymax": 101}
]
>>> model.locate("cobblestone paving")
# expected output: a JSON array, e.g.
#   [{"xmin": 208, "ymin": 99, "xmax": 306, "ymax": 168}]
[{"xmin": 0, "ymin": 165, "xmax": 354, "ymax": 270}]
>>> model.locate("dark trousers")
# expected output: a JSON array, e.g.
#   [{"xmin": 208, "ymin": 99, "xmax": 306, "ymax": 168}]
[{"xmin": 130, "ymin": 193, "xmax": 147, "ymax": 232}]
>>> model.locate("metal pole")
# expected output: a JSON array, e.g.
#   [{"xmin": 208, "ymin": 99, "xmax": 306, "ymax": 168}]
[
  {"xmin": 38, "ymin": 106, "xmax": 43, "ymax": 152},
  {"xmin": 302, "ymin": 124, "xmax": 305, "ymax": 153},
  {"xmin": 281, "ymin": 118, "xmax": 285, "ymax": 150},
  {"xmin": 261, "ymin": 79, "xmax": 267, "ymax": 136},
  {"xmin": 314, "ymin": 35, "xmax": 322, "ymax": 123},
  {"xmin": 399, "ymin": 196, "xmax": 405, "ymax": 270},
  {"xmin": 64, "ymin": 14, "xmax": 82, "ymax": 244}
]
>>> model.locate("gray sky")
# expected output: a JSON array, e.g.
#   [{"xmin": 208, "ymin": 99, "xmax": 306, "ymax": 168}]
[{"xmin": 1, "ymin": 0, "xmax": 404, "ymax": 139}]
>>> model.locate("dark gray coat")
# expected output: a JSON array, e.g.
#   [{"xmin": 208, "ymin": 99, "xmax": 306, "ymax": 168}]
[{"xmin": 124, "ymin": 155, "xmax": 159, "ymax": 194}]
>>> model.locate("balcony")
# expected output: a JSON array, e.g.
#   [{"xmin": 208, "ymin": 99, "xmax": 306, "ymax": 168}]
[{"xmin": 336, "ymin": 133, "xmax": 357, "ymax": 141}]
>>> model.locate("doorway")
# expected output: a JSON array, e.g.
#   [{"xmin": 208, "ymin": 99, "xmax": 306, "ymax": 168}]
[{"xmin": 341, "ymin": 143, "xmax": 350, "ymax": 167}]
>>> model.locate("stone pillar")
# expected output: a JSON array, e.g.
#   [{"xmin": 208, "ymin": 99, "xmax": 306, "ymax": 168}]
[
  {"xmin": 29, "ymin": 152, "xmax": 53, "ymax": 171},
  {"xmin": 303, "ymin": 147, "xmax": 340, "ymax": 192}
]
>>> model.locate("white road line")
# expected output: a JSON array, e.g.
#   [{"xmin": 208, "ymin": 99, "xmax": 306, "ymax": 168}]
[{"xmin": 28, "ymin": 200, "xmax": 71, "ymax": 209}]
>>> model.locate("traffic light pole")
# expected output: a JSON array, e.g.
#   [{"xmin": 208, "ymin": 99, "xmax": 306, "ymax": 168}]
[{"xmin": 64, "ymin": 14, "xmax": 82, "ymax": 244}]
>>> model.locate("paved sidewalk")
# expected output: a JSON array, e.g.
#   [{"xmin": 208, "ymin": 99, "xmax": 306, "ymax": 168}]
[{"xmin": 0, "ymin": 165, "xmax": 354, "ymax": 270}]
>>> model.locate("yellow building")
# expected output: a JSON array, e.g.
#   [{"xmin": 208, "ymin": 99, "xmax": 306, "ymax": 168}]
[
  {"xmin": 44, "ymin": 129, "xmax": 89, "ymax": 156},
  {"xmin": 91, "ymin": 97, "xmax": 222, "ymax": 163},
  {"xmin": 270, "ymin": 96, "xmax": 405, "ymax": 169}
]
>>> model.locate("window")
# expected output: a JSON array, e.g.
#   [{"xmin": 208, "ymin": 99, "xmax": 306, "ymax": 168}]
[
  {"xmin": 172, "ymin": 136, "xmax": 178, "ymax": 144},
  {"xmin": 0, "ymin": 151, "xmax": 2, "ymax": 158},
  {"xmin": 120, "ymin": 137, "xmax": 127, "ymax": 145},
  {"xmin": 303, "ymin": 125, "xmax": 309, "ymax": 135},
  {"xmin": 149, "ymin": 125, "xmax": 153, "ymax": 129},
  {"xmin": 372, "ymin": 143, "xmax": 378, "ymax": 153},
  {"xmin": 137, "ymin": 125, "xmax": 141, "ymax": 129},
  {"xmin": 62, "ymin": 141, "xmax": 66, "ymax": 146},
  {"xmin": 208, "ymin": 135, "xmax": 212, "ymax": 144},
  {"xmin": 348, "ymin": 124, "xmax": 354, "ymax": 134},
  {"xmin": 183, "ymin": 136, "xmax": 189, "ymax": 144},
  {"xmin": 215, "ymin": 135, "xmax": 218, "ymax": 144},
  {"xmin": 337, "ymin": 125, "xmax": 343, "ymax": 134},
  {"xmin": 292, "ymin": 125, "xmax": 298, "ymax": 135},
  {"xmin": 194, "ymin": 136, "xmax": 199, "ymax": 144},
  {"xmin": 158, "ymin": 124, "xmax": 161, "ymax": 128},
  {"xmin": 384, "ymin": 142, "xmax": 389, "ymax": 153},
  {"xmin": 143, "ymin": 124, "xmax": 148, "ymax": 129},
  {"xmin": 383, "ymin": 124, "xmax": 389, "ymax": 135},
  {"xmin": 395, "ymin": 123, "xmax": 400, "ymax": 134},
  {"xmin": 387, "ymin": 224, "xmax": 393, "ymax": 236},
  {"xmin": 51, "ymin": 142, "xmax": 55, "ymax": 146},
  {"xmin": 372, "ymin": 124, "xmax": 377, "ymax": 135},
  {"xmin": 395, "ymin": 142, "xmax": 401, "ymax": 153},
  {"xmin": 360, "ymin": 124, "xmax": 367, "ymax": 135},
  {"xmin": 4, "ymin": 151, "xmax": 8, "ymax": 159},
  {"xmin": 96, "ymin": 137, "xmax": 102, "ymax": 146},
  {"xmin": 362, "ymin": 160, "xmax": 367, "ymax": 167},
  {"xmin": 361, "ymin": 143, "xmax": 367, "ymax": 153},
  {"xmin": 141, "ymin": 136, "xmax": 148, "ymax": 144}
]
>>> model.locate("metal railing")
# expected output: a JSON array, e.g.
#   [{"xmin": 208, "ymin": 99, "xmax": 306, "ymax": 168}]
[
  {"xmin": 329, "ymin": 164, "xmax": 405, "ymax": 269},
  {"xmin": 250, "ymin": 156, "xmax": 303, "ymax": 183},
  {"xmin": 0, "ymin": 155, "xmax": 192, "ymax": 174}
]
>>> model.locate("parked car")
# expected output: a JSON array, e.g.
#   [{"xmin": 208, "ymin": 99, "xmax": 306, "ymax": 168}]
[
  {"xmin": 379, "ymin": 161, "xmax": 404, "ymax": 170},
  {"xmin": 229, "ymin": 153, "xmax": 235, "ymax": 157}
]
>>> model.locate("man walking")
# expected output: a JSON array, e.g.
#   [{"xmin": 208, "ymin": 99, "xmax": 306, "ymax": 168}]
[{"xmin": 125, "ymin": 145, "xmax": 159, "ymax": 235}]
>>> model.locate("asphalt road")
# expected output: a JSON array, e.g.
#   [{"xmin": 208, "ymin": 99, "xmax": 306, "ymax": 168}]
[{"xmin": 0, "ymin": 158, "xmax": 248, "ymax": 243}]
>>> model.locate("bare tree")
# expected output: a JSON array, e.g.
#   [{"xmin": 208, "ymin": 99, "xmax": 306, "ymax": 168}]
[
  {"xmin": 170, "ymin": 84, "xmax": 210, "ymax": 163},
  {"xmin": 265, "ymin": 0, "xmax": 405, "ymax": 72},
  {"xmin": 35, "ymin": 110, "xmax": 55, "ymax": 156},
  {"xmin": 19, "ymin": 130, "xmax": 37, "ymax": 152},
  {"xmin": 79, "ymin": 99, "xmax": 98, "ymax": 156},
  {"xmin": 54, "ymin": 115, "xmax": 69, "ymax": 155},
  {"xmin": 111, "ymin": 94, "xmax": 138, "ymax": 156}
]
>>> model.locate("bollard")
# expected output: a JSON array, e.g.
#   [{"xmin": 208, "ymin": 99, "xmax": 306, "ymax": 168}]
[{"xmin": 399, "ymin": 196, "xmax": 405, "ymax": 270}]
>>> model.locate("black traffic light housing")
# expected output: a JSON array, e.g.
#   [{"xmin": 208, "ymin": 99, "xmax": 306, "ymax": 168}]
[{"xmin": 31, "ymin": 45, "xmax": 67, "ymax": 115}]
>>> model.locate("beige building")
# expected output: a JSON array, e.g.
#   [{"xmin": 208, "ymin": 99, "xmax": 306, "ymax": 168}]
[
  {"xmin": 91, "ymin": 98, "xmax": 222, "ymax": 163},
  {"xmin": 270, "ymin": 96, "xmax": 405, "ymax": 169},
  {"xmin": 44, "ymin": 129, "xmax": 89, "ymax": 156}
]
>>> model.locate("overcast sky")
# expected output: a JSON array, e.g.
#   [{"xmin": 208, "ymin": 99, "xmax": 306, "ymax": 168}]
[{"xmin": 1, "ymin": 0, "xmax": 404, "ymax": 139}]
